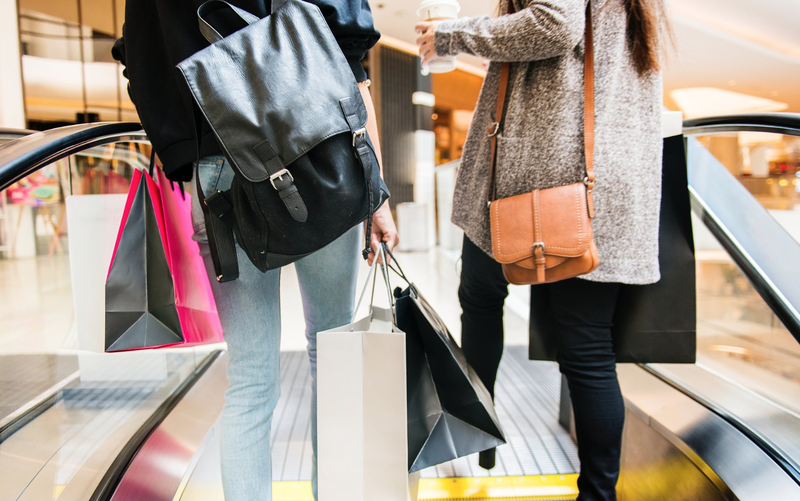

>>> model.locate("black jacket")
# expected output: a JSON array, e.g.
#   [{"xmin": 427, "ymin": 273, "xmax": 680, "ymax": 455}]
[{"xmin": 112, "ymin": 0, "xmax": 380, "ymax": 181}]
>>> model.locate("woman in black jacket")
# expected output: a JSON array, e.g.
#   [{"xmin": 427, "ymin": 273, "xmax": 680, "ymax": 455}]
[{"xmin": 114, "ymin": 1, "xmax": 397, "ymax": 499}]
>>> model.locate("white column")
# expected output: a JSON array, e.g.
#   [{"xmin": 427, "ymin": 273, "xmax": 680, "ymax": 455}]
[
  {"xmin": 0, "ymin": 0, "xmax": 26, "ymax": 128},
  {"xmin": 414, "ymin": 130, "xmax": 437, "ymax": 248}
]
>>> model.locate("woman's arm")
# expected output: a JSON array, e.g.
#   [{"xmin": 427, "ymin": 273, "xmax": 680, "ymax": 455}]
[{"xmin": 417, "ymin": 0, "xmax": 586, "ymax": 63}]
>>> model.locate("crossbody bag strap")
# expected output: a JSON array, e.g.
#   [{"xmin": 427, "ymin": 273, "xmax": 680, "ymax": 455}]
[
  {"xmin": 488, "ymin": 0, "xmax": 595, "ymax": 215},
  {"xmin": 583, "ymin": 4, "xmax": 595, "ymax": 217},
  {"xmin": 485, "ymin": 0, "xmax": 516, "ymax": 204}
]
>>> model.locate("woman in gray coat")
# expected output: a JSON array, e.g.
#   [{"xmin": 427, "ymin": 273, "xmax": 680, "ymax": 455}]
[{"xmin": 416, "ymin": 1, "xmax": 670, "ymax": 499}]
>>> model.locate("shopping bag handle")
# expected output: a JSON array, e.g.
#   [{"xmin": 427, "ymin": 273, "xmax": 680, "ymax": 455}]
[
  {"xmin": 146, "ymin": 149, "xmax": 186, "ymax": 200},
  {"xmin": 381, "ymin": 243, "xmax": 411, "ymax": 287},
  {"xmin": 147, "ymin": 148, "xmax": 156, "ymax": 178},
  {"xmin": 353, "ymin": 244, "xmax": 395, "ymax": 323}
]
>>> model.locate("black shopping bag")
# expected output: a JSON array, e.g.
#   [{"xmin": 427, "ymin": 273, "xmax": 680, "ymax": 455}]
[
  {"xmin": 529, "ymin": 135, "xmax": 696, "ymax": 363},
  {"xmin": 104, "ymin": 169, "xmax": 183, "ymax": 352},
  {"xmin": 395, "ymin": 283, "xmax": 506, "ymax": 472}
]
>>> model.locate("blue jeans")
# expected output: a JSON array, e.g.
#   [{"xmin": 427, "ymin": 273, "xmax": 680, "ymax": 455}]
[{"xmin": 192, "ymin": 156, "xmax": 361, "ymax": 501}]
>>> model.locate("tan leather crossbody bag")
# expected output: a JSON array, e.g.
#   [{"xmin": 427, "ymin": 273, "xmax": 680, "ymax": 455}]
[{"xmin": 488, "ymin": 3, "xmax": 599, "ymax": 285}]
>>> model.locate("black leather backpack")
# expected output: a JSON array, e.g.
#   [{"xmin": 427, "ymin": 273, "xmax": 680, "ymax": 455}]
[{"xmin": 177, "ymin": 0, "xmax": 389, "ymax": 282}]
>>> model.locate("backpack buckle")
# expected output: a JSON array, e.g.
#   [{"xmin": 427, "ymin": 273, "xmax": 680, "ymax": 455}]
[
  {"xmin": 269, "ymin": 168, "xmax": 294, "ymax": 190},
  {"xmin": 352, "ymin": 128, "xmax": 367, "ymax": 147}
]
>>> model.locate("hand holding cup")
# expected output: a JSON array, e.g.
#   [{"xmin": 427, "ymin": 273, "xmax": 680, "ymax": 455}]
[
  {"xmin": 415, "ymin": 0, "xmax": 460, "ymax": 74},
  {"xmin": 415, "ymin": 20, "xmax": 442, "ymax": 67}
]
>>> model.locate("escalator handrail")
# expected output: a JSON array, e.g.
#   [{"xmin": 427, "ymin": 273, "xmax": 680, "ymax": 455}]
[
  {"xmin": 684, "ymin": 112, "xmax": 800, "ymax": 137},
  {"xmin": 0, "ymin": 122, "xmax": 143, "ymax": 191}
]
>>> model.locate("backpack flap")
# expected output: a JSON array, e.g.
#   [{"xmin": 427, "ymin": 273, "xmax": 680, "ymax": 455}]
[{"xmin": 177, "ymin": 0, "xmax": 367, "ymax": 184}]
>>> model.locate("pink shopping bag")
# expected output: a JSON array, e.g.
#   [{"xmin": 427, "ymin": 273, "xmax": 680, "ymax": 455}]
[
  {"xmin": 156, "ymin": 166, "xmax": 223, "ymax": 346},
  {"xmin": 104, "ymin": 165, "xmax": 223, "ymax": 352}
]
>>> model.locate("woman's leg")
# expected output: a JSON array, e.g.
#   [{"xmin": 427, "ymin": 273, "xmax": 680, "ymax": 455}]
[
  {"xmin": 548, "ymin": 278, "xmax": 623, "ymax": 501},
  {"xmin": 193, "ymin": 157, "xmax": 283, "ymax": 501},
  {"xmin": 294, "ymin": 225, "xmax": 362, "ymax": 501},
  {"xmin": 458, "ymin": 236, "xmax": 508, "ymax": 468}
]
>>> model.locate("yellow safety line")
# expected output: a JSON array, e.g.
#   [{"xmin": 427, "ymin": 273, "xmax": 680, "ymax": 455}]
[
  {"xmin": 271, "ymin": 475, "xmax": 579, "ymax": 501},
  {"xmin": 272, "ymin": 481, "xmax": 314, "ymax": 500}
]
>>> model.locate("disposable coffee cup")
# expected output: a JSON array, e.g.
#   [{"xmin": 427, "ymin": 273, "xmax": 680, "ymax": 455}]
[{"xmin": 417, "ymin": 0, "xmax": 461, "ymax": 74}]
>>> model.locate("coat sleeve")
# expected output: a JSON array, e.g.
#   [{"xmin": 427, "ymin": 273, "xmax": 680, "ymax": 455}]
[
  {"xmin": 433, "ymin": 0, "xmax": 586, "ymax": 62},
  {"xmin": 304, "ymin": 0, "xmax": 381, "ymax": 81},
  {"xmin": 111, "ymin": 31, "xmax": 134, "ymax": 104}
]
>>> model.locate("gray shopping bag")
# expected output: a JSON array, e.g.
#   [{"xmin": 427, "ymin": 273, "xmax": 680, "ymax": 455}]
[{"xmin": 104, "ymin": 169, "xmax": 183, "ymax": 352}]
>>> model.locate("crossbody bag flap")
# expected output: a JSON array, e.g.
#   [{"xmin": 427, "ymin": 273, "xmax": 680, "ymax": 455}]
[{"xmin": 490, "ymin": 182, "xmax": 594, "ymax": 267}]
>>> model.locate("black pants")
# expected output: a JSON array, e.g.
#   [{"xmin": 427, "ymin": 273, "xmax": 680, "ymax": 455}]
[{"xmin": 459, "ymin": 237, "xmax": 624, "ymax": 501}]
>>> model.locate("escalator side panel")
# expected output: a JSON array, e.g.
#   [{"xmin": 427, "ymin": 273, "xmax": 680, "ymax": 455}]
[
  {"xmin": 687, "ymin": 138, "xmax": 800, "ymax": 342},
  {"xmin": 619, "ymin": 410, "xmax": 727, "ymax": 501},
  {"xmin": 107, "ymin": 352, "xmax": 228, "ymax": 501},
  {"xmin": 617, "ymin": 364, "xmax": 800, "ymax": 500}
]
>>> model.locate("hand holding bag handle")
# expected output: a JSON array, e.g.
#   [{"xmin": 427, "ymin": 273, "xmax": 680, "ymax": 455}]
[{"xmin": 353, "ymin": 243, "xmax": 396, "ymax": 324}]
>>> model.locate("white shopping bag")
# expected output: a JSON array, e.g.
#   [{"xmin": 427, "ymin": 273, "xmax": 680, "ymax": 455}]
[{"xmin": 318, "ymin": 249, "xmax": 417, "ymax": 501}]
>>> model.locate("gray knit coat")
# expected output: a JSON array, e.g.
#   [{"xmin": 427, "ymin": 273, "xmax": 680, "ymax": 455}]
[{"xmin": 434, "ymin": 0, "xmax": 663, "ymax": 285}]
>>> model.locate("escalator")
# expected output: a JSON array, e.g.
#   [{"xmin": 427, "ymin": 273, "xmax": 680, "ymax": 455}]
[{"xmin": 1, "ymin": 115, "xmax": 799, "ymax": 501}]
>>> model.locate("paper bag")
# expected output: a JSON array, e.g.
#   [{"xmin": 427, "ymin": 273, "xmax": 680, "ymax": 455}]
[{"xmin": 318, "ymin": 306, "xmax": 411, "ymax": 501}]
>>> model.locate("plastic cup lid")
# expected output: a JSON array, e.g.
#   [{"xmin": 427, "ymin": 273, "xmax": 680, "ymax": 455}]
[{"xmin": 416, "ymin": 0, "xmax": 461, "ymax": 18}]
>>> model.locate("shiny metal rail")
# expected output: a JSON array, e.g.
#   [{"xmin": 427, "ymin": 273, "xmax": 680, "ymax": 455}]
[
  {"xmin": 0, "ymin": 122, "xmax": 143, "ymax": 190},
  {"xmin": 0, "ymin": 122, "xmax": 147, "ymax": 449},
  {"xmin": 614, "ymin": 113, "xmax": 800, "ymax": 498},
  {"xmin": 646, "ymin": 363, "xmax": 800, "ymax": 485},
  {"xmin": 0, "ymin": 369, "xmax": 79, "ymax": 444},
  {"xmin": 684, "ymin": 112, "xmax": 800, "ymax": 137}
]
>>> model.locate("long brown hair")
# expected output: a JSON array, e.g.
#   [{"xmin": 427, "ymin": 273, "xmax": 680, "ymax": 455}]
[{"xmin": 623, "ymin": 0, "xmax": 672, "ymax": 75}]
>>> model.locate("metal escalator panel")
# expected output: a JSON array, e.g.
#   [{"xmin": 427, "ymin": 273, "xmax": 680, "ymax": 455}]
[{"xmin": 0, "ymin": 125, "xmax": 219, "ymax": 501}]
